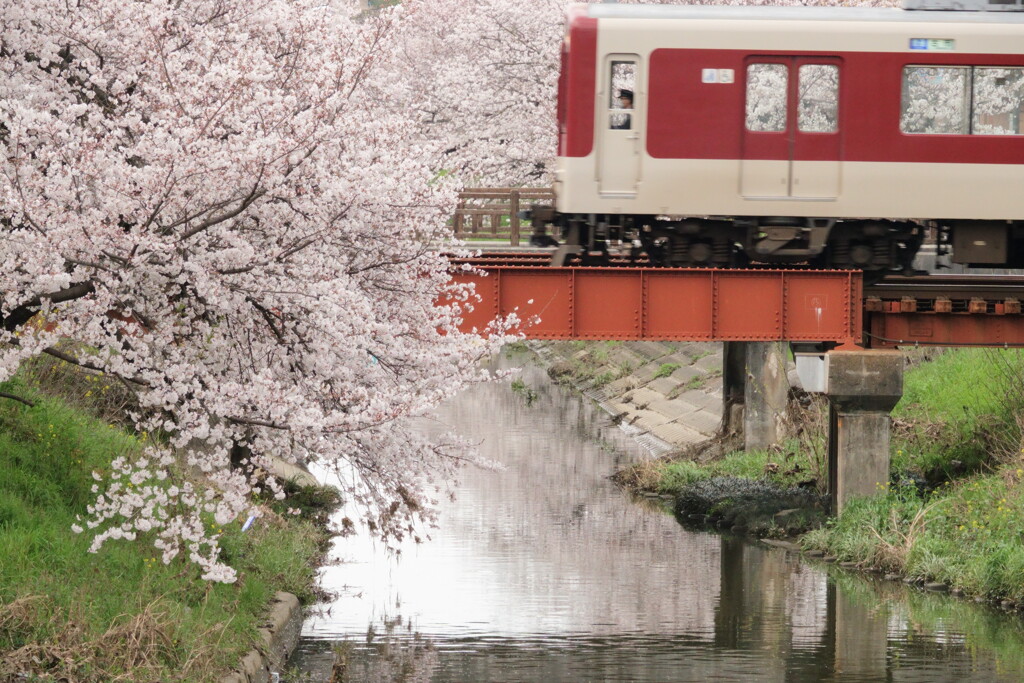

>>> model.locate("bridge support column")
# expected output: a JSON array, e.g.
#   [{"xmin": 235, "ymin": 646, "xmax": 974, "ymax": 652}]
[
  {"xmin": 825, "ymin": 350, "xmax": 904, "ymax": 513},
  {"xmin": 721, "ymin": 342, "xmax": 746, "ymax": 435},
  {"xmin": 743, "ymin": 342, "xmax": 789, "ymax": 451}
]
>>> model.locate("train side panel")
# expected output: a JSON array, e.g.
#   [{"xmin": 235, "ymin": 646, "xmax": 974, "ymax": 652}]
[{"xmin": 555, "ymin": 11, "xmax": 1024, "ymax": 222}]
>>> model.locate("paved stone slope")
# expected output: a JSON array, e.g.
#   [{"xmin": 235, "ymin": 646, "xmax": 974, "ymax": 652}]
[{"xmin": 533, "ymin": 341, "xmax": 724, "ymax": 456}]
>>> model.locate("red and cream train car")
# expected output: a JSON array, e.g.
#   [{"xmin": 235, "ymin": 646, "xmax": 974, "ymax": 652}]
[{"xmin": 548, "ymin": 2, "xmax": 1024, "ymax": 272}]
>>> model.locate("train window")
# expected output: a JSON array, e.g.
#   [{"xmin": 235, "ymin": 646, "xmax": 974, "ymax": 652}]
[
  {"xmin": 798, "ymin": 64, "xmax": 838, "ymax": 133},
  {"xmin": 746, "ymin": 64, "xmax": 787, "ymax": 132},
  {"xmin": 900, "ymin": 66, "xmax": 970, "ymax": 134},
  {"xmin": 973, "ymin": 68, "xmax": 1024, "ymax": 135},
  {"xmin": 609, "ymin": 60, "xmax": 635, "ymax": 130}
]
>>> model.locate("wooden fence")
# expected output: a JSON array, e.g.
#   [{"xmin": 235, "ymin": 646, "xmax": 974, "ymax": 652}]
[{"xmin": 453, "ymin": 187, "xmax": 555, "ymax": 246}]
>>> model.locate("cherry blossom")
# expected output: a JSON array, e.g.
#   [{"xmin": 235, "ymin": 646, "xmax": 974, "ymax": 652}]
[
  {"xmin": 1, "ymin": 0, "xmax": 902, "ymax": 582},
  {"xmin": 1, "ymin": 0, "xmax": 512, "ymax": 582}
]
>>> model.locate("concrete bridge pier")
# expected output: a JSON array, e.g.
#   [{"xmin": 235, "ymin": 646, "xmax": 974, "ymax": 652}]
[
  {"xmin": 721, "ymin": 341, "xmax": 789, "ymax": 450},
  {"xmin": 824, "ymin": 350, "xmax": 904, "ymax": 512},
  {"xmin": 743, "ymin": 342, "xmax": 789, "ymax": 451}
]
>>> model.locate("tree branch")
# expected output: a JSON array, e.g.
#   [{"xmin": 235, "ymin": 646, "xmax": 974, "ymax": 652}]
[
  {"xmin": 42, "ymin": 347, "xmax": 150, "ymax": 387},
  {"xmin": 178, "ymin": 183, "xmax": 266, "ymax": 241},
  {"xmin": 0, "ymin": 392, "xmax": 36, "ymax": 407},
  {"xmin": 3, "ymin": 281, "xmax": 96, "ymax": 332},
  {"xmin": 227, "ymin": 416, "xmax": 288, "ymax": 430}
]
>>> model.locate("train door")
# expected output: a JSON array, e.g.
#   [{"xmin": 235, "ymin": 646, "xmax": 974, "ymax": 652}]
[
  {"xmin": 741, "ymin": 57, "xmax": 842, "ymax": 199},
  {"xmin": 598, "ymin": 55, "xmax": 642, "ymax": 196},
  {"xmin": 792, "ymin": 58, "xmax": 841, "ymax": 199}
]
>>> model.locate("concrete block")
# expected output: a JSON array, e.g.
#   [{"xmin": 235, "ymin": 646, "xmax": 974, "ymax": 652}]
[
  {"xmin": 631, "ymin": 341, "xmax": 676, "ymax": 361},
  {"xmin": 603, "ymin": 377, "xmax": 636, "ymax": 394},
  {"xmin": 675, "ymin": 409, "xmax": 723, "ymax": 436},
  {"xmin": 795, "ymin": 353, "xmax": 827, "ymax": 393},
  {"xmin": 681, "ymin": 341, "xmax": 722, "ymax": 361},
  {"xmin": 645, "ymin": 377, "xmax": 679, "ymax": 395},
  {"xmin": 646, "ymin": 397, "xmax": 702, "ymax": 421},
  {"xmin": 631, "ymin": 409, "xmax": 672, "ymax": 430},
  {"xmin": 826, "ymin": 350, "xmax": 904, "ymax": 412},
  {"xmin": 669, "ymin": 365, "xmax": 703, "ymax": 384},
  {"xmin": 625, "ymin": 387, "xmax": 664, "ymax": 408},
  {"xmin": 825, "ymin": 351, "xmax": 905, "ymax": 513},
  {"xmin": 677, "ymin": 389, "xmax": 723, "ymax": 414},
  {"xmin": 704, "ymin": 375, "xmax": 724, "ymax": 394},
  {"xmin": 269, "ymin": 459, "xmax": 318, "ymax": 489},
  {"xmin": 631, "ymin": 364, "xmax": 661, "ymax": 383},
  {"xmin": 661, "ymin": 352, "xmax": 699, "ymax": 367},
  {"xmin": 695, "ymin": 352, "xmax": 724, "ymax": 372},
  {"xmin": 651, "ymin": 422, "xmax": 708, "ymax": 445},
  {"xmin": 220, "ymin": 591, "xmax": 302, "ymax": 683},
  {"xmin": 609, "ymin": 347, "xmax": 645, "ymax": 367}
]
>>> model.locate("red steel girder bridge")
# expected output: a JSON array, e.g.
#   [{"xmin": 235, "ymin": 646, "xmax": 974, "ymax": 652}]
[{"xmin": 448, "ymin": 257, "xmax": 1024, "ymax": 348}]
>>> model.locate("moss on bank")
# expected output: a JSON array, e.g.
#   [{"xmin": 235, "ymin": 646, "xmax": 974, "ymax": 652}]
[
  {"xmin": 0, "ymin": 370, "xmax": 338, "ymax": 682},
  {"xmin": 624, "ymin": 349, "xmax": 1024, "ymax": 603}
]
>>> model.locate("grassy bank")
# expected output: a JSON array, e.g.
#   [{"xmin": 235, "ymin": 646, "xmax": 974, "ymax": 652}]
[
  {"xmin": 0, "ymin": 366, "xmax": 338, "ymax": 681},
  {"xmin": 626, "ymin": 348, "xmax": 1024, "ymax": 603}
]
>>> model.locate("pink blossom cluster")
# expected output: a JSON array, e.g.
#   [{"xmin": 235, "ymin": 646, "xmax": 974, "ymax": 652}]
[{"xmin": 1, "ymin": 0, "xmax": 516, "ymax": 581}]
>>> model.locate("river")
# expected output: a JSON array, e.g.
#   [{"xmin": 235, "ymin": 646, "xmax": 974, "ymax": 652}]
[{"xmin": 289, "ymin": 356, "xmax": 1024, "ymax": 682}]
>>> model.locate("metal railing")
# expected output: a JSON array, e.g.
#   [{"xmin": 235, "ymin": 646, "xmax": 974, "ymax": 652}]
[{"xmin": 453, "ymin": 187, "xmax": 554, "ymax": 246}]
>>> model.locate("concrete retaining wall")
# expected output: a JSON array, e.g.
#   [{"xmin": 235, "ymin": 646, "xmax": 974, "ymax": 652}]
[
  {"xmin": 535, "ymin": 341, "xmax": 726, "ymax": 454},
  {"xmin": 221, "ymin": 591, "xmax": 303, "ymax": 683}
]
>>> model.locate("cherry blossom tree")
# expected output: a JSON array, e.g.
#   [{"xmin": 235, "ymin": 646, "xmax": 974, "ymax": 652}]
[
  {"xmin": 1, "ymin": 0, "xmax": 512, "ymax": 582},
  {"xmin": 387, "ymin": 0, "xmax": 565, "ymax": 186}
]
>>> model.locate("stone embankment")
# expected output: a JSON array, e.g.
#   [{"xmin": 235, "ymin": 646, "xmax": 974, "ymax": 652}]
[
  {"xmin": 222, "ymin": 462, "xmax": 317, "ymax": 682},
  {"xmin": 221, "ymin": 592, "xmax": 304, "ymax": 683},
  {"xmin": 533, "ymin": 340, "xmax": 725, "ymax": 454}
]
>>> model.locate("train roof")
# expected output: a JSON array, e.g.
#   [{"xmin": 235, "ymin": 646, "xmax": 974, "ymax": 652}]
[{"xmin": 584, "ymin": 4, "xmax": 1024, "ymax": 25}]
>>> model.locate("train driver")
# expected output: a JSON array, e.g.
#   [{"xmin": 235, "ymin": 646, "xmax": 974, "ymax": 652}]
[{"xmin": 612, "ymin": 89, "xmax": 633, "ymax": 130}]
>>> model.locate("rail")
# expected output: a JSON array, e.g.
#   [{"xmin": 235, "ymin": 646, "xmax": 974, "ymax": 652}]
[{"xmin": 453, "ymin": 187, "xmax": 555, "ymax": 246}]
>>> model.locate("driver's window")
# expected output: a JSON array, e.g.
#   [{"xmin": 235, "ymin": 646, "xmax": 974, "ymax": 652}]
[{"xmin": 609, "ymin": 60, "xmax": 636, "ymax": 130}]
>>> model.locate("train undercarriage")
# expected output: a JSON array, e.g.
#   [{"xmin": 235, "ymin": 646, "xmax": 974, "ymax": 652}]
[{"xmin": 532, "ymin": 212, "xmax": 1024, "ymax": 275}]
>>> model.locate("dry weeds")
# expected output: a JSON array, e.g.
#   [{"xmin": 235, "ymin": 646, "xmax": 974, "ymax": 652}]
[
  {"xmin": 0, "ymin": 596, "xmax": 228, "ymax": 683},
  {"xmin": 867, "ymin": 502, "xmax": 937, "ymax": 571},
  {"xmin": 610, "ymin": 456, "xmax": 670, "ymax": 492}
]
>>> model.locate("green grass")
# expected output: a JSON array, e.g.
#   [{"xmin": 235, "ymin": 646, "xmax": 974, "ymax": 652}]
[
  {"xmin": 637, "ymin": 348, "xmax": 1024, "ymax": 602},
  {"xmin": 803, "ymin": 469, "xmax": 1024, "ymax": 601},
  {"xmin": 656, "ymin": 441, "xmax": 822, "ymax": 494},
  {"xmin": 0, "ymin": 374, "xmax": 334, "ymax": 681},
  {"xmin": 890, "ymin": 348, "xmax": 1022, "ymax": 478},
  {"xmin": 897, "ymin": 348, "xmax": 1011, "ymax": 420},
  {"xmin": 548, "ymin": 340, "xmax": 638, "ymax": 388},
  {"xmin": 653, "ymin": 363, "xmax": 680, "ymax": 379}
]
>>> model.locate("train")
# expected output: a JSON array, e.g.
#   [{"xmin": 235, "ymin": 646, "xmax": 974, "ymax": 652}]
[{"xmin": 531, "ymin": 0, "xmax": 1024, "ymax": 275}]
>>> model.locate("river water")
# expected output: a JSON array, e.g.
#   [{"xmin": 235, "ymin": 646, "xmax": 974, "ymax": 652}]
[{"xmin": 289, "ymin": 358, "xmax": 1024, "ymax": 682}]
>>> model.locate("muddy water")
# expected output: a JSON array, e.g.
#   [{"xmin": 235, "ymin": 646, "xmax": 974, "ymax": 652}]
[{"xmin": 289, "ymin": 359, "xmax": 1024, "ymax": 682}]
